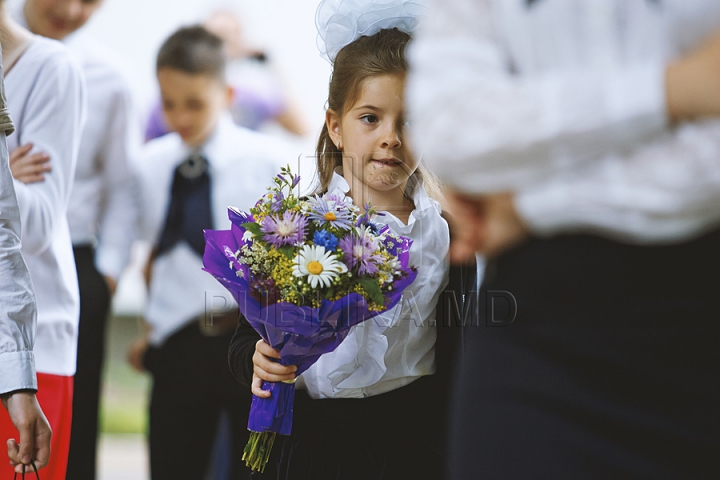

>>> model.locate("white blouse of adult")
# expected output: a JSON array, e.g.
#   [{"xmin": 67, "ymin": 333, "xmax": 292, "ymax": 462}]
[
  {"xmin": 299, "ymin": 170, "xmax": 450, "ymax": 399},
  {"xmin": 4, "ymin": 35, "xmax": 86, "ymax": 377},
  {"xmin": 407, "ymin": 0, "xmax": 720, "ymax": 243}
]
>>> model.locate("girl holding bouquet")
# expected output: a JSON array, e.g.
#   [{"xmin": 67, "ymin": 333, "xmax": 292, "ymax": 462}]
[{"xmin": 228, "ymin": 1, "xmax": 474, "ymax": 478}]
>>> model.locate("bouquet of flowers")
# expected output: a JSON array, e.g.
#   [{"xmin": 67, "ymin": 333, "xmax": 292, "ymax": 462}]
[{"xmin": 202, "ymin": 166, "xmax": 417, "ymax": 472}]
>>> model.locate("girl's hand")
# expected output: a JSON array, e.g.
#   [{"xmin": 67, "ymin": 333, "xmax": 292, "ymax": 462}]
[
  {"xmin": 251, "ymin": 340, "xmax": 297, "ymax": 398},
  {"xmin": 9, "ymin": 144, "xmax": 51, "ymax": 184}
]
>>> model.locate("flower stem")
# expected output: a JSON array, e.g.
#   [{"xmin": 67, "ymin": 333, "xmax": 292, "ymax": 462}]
[{"xmin": 242, "ymin": 430, "xmax": 277, "ymax": 473}]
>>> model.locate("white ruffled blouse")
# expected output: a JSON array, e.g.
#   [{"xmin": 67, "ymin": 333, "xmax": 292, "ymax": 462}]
[{"xmin": 298, "ymin": 171, "xmax": 450, "ymax": 399}]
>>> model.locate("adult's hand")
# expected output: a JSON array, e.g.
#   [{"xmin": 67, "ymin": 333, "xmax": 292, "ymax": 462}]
[
  {"xmin": 127, "ymin": 336, "xmax": 149, "ymax": 373},
  {"xmin": 666, "ymin": 31, "xmax": 720, "ymax": 122},
  {"xmin": 8, "ymin": 144, "xmax": 51, "ymax": 184},
  {"xmin": 446, "ymin": 191, "xmax": 530, "ymax": 262},
  {"xmin": 104, "ymin": 275, "xmax": 117, "ymax": 296},
  {"xmin": 1, "ymin": 391, "xmax": 51, "ymax": 474}
]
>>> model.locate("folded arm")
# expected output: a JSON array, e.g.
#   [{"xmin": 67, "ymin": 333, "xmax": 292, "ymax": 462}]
[
  {"xmin": 13, "ymin": 57, "xmax": 85, "ymax": 255},
  {"xmin": 408, "ymin": 0, "xmax": 668, "ymax": 193}
]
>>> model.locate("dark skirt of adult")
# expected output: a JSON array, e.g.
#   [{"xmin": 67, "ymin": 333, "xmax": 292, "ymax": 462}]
[{"xmin": 449, "ymin": 230, "xmax": 720, "ymax": 480}]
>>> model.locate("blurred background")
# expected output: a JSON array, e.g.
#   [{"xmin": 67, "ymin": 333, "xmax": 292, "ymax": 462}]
[{"xmin": 28, "ymin": 0, "xmax": 332, "ymax": 478}]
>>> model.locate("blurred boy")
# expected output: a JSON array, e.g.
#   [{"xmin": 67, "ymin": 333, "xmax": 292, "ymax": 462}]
[
  {"xmin": 128, "ymin": 26, "xmax": 289, "ymax": 480},
  {"xmin": 12, "ymin": 1, "xmax": 140, "ymax": 477}
]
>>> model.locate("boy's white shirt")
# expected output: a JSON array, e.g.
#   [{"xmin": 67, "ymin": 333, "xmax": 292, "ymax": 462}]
[
  {"xmin": 408, "ymin": 0, "xmax": 720, "ymax": 242},
  {"xmin": 0, "ymin": 49, "xmax": 38, "ymax": 393},
  {"xmin": 136, "ymin": 114, "xmax": 292, "ymax": 346},
  {"xmin": 4, "ymin": 36, "xmax": 86, "ymax": 377}
]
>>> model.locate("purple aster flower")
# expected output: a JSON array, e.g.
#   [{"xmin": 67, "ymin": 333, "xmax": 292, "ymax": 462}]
[
  {"xmin": 313, "ymin": 230, "xmax": 339, "ymax": 251},
  {"xmin": 338, "ymin": 228, "xmax": 383, "ymax": 276},
  {"xmin": 261, "ymin": 211, "xmax": 307, "ymax": 247},
  {"xmin": 308, "ymin": 196, "xmax": 353, "ymax": 230}
]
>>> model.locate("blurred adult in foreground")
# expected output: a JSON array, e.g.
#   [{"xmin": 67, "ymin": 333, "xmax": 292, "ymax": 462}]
[
  {"xmin": 0, "ymin": 45, "xmax": 51, "ymax": 476},
  {"xmin": 408, "ymin": 0, "xmax": 720, "ymax": 478}
]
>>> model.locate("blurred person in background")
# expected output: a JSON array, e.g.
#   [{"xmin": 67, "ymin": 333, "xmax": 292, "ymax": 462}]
[
  {"xmin": 127, "ymin": 26, "xmax": 291, "ymax": 480},
  {"xmin": 144, "ymin": 8, "xmax": 308, "ymax": 141},
  {"xmin": 12, "ymin": 0, "xmax": 141, "ymax": 478},
  {"xmin": 0, "ymin": 0, "xmax": 86, "ymax": 477},
  {"xmin": 408, "ymin": 0, "xmax": 720, "ymax": 478},
  {"xmin": 0, "ymin": 46, "xmax": 52, "ymax": 477}
]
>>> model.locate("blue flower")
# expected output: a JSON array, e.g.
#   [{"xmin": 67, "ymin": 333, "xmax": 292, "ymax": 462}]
[{"xmin": 313, "ymin": 229, "xmax": 339, "ymax": 252}]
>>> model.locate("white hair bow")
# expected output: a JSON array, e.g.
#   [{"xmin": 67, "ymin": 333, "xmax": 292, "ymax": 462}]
[{"xmin": 316, "ymin": 0, "xmax": 427, "ymax": 63}]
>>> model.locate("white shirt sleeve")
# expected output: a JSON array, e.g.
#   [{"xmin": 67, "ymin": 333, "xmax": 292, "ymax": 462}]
[
  {"xmin": 0, "ymin": 132, "xmax": 38, "ymax": 394},
  {"xmin": 94, "ymin": 84, "xmax": 140, "ymax": 280},
  {"xmin": 515, "ymin": 119, "xmax": 720, "ymax": 242},
  {"xmin": 12, "ymin": 52, "xmax": 86, "ymax": 255},
  {"xmin": 407, "ymin": 0, "xmax": 667, "ymax": 193}
]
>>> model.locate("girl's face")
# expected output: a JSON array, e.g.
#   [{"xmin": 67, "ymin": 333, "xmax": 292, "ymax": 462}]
[{"xmin": 327, "ymin": 74, "xmax": 416, "ymax": 196}]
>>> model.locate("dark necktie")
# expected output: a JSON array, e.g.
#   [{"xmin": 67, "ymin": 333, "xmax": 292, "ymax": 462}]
[{"xmin": 155, "ymin": 152, "xmax": 214, "ymax": 258}]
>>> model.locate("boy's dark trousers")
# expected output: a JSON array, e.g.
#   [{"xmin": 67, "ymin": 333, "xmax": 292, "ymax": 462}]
[
  {"xmin": 66, "ymin": 245, "xmax": 112, "ymax": 480},
  {"xmin": 143, "ymin": 320, "xmax": 253, "ymax": 480}
]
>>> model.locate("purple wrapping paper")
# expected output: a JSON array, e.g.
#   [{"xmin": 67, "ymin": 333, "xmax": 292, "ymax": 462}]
[{"xmin": 203, "ymin": 207, "xmax": 417, "ymax": 435}]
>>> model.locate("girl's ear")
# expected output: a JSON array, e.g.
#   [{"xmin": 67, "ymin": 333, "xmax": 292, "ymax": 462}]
[{"xmin": 326, "ymin": 109, "xmax": 343, "ymax": 150}]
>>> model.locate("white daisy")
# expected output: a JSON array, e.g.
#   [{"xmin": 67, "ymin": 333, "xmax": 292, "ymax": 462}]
[
  {"xmin": 292, "ymin": 244, "xmax": 347, "ymax": 288},
  {"xmin": 386, "ymin": 257, "xmax": 401, "ymax": 275}
]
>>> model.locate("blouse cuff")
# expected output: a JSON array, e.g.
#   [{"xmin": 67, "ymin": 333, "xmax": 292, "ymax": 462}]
[
  {"xmin": 0, "ymin": 350, "xmax": 38, "ymax": 396},
  {"xmin": 95, "ymin": 246, "xmax": 129, "ymax": 281},
  {"xmin": 327, "ymin": 328, "xmax": 389, "ymax": 393},
  {"xmin": 307, "ymin": 304, "xmax": 402, "ymax": 398}
]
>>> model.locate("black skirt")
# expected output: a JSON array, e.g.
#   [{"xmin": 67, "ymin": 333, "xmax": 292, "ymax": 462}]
[
  {"xmin": 258, "ymin": 374, "xmax": 446, "ymax": 480},
  {"xmin": 449, "ymin": 230, "xmax": 720, "ymax": 480}
]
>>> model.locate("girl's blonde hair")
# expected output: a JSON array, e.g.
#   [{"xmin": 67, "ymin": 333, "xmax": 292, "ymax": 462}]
[{"xmin": 314, "ymin": 28, "xmax": 445, "ymax": 205}]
